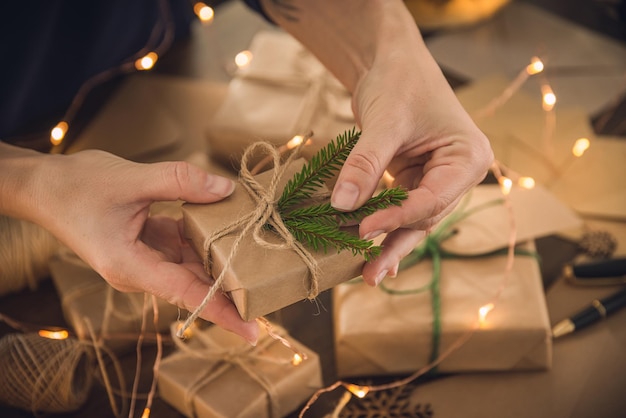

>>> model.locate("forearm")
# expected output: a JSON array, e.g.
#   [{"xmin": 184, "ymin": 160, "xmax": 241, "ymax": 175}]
[
  {"xmin": 259, "ymin": 0, "xmax": 428, "ymax": 93},
  {"xmin": 0, "ymin": 142, "xmax": 52, "ymax": 223}
]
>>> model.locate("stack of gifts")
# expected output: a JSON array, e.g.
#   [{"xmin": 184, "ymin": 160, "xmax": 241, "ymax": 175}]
[
  {"xmin": 333, "ymin": 184, "xmax": 582, "ymax": 377},
  {"xmin": 205, "ymin": 30, "xmax": 355, "ymax": 169},
  {"xmin": 158, "ymin": 321, "xmax": 322, "ymax": 417},
  {"xmin": 49, "ymin": 249, "xmax": 179, "ymax": 353}
]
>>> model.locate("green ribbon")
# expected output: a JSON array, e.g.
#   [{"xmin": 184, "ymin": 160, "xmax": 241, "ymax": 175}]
[{"xmin": 360, "ymin": 196, "xmax": 538, "ymax": 374}]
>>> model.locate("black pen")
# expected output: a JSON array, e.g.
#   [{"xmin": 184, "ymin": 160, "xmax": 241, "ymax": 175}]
[{"xmin": 552, "ymin": 287, "xmax": 626, "ymax": 338}]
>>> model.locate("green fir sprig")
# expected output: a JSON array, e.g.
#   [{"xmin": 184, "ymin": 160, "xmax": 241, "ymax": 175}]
[
  {"xmin": 278, "ymin": 127, "xmax": 360, "ymax": 211},
  {"xmin": 274, "ymin": 128, "xmax": 408, "ymax": 261}
]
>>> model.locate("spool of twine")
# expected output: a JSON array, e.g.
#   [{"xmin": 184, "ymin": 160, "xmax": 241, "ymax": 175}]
[
  {"xmin": 0, "ymin": 215, "xmax": 59, "ymax": 296},
  {"xmin": 0, "ymin": 333, "xmax": 94, "ymax": 413}
]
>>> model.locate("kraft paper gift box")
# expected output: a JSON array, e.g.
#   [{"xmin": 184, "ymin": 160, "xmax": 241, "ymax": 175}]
[
  {"xmin": 333, "ymin": 184, "xmax": 583, "ymax": 378},
  {"xmin": 158, "ymin": 321, "xmax": 322, "ymax": 418},
  {"xmin": 205, "ymin": 30, "xmax": 355, "ymax": 169},
  {"xmin": 49, "ymin": 249, "xmax": 179, "ymax": 353},
  {"xmin": 182, "ymin": 158, "xmax": 364, "ymax": 321}
]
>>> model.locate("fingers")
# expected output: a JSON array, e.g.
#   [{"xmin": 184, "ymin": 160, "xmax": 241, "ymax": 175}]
[
  {"xmin": 139, "ymin": 161, "xmax": 235, "ymax": 204},
  {"xmin": 116, "ymin": 247, "xmax": 259, "ymax": 345},
  {"xmin": 361, "ymin": 228, "xmax": 426, "ymax": 286},
  {"xmin": 331, "ymin": 129, "xmax": 396, "ymax": 211}
]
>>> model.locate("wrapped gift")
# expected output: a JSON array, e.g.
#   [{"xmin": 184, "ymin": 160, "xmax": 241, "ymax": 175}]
[
  {"xmin": 205, "ymin": 30, "xmax": 355, "ymax": 169},
  {"xmin": 333, "ymin": 185, "xmax": 583, "ymax": 377},
  {"xmin": 158, "ymin": 321, "xmax": 323, "ymax": 418},
  {"xmin": 49, "ymin": 250, "xmax": 179, "ymax": 353},
  {"xmin": 182, "ymin": 158, "xmax": 364, "ymax": 321},
  {"xmin": 334, "ymin": 240, "xmax": 551, "ymax": 377}
]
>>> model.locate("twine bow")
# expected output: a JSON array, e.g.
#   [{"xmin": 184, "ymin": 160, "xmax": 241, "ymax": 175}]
[
  {"xmin": 179, "ymin": 139, "xmax": 320, "ymax": 337},
  {"xmin": 173, "ymin": 326, "xmax": 286, "ymax": 418}
]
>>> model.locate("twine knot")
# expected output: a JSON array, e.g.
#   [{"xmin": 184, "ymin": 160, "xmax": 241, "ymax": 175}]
[{"xmin": 179, "ymin": 138, "xmax": 319, "ymax": 337}]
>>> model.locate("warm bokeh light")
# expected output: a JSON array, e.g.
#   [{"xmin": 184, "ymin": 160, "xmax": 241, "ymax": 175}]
[
  {"xmin": 234, "ymin": 50, "xmax": 253, "ymax": 68},
  {"xmin": 541, "ymin": 85, "xmax": 556, "ymax": 111},
  {"xmin": 572, "ymin": 137, "xmax": 590, "ymax": 157},
  {"xmin": 518, "ymin": 176, "xmax": 536, "ymax": 189},
  {"xmin": 176, "ymin": 322, "xmax": 194, "ymax": 339},
  {"xmin": 135, "ymin": 52, "xmax": 158, "ymax": 71},
  {"xmin": 478, "ymin": 303, "xmax": 495, "ymax": 326},
  {"xmin": 141, "ymin": 408, "xmax": 151, "ymax": 418},
  {"xmin": 526, "ymin": 57, "xmax": 544, "ymax": 75},
  {"xmin": 345, "ymin": 383, "xmax": 370, "ymax": 398},
  {"xmin": 38, "ymin": 329, "xmax": 69, "ymax": 340},
  {"xmin": 50, "ymin": 121, "xmax": 68, "ymax": 145},
  {"xmin": 193, "ymin": 2, "xmax": 214, "ymax": 23},
  {"xmin": 287, "ymin": 134, "xmax": 304, "ymax": 149},
  {"xmin": 291, "ymin": 353, "xmax": 303, "ymax": 366},
  {"xmin": 499, "ymin": 177, "xmax": 513, "ymax": 195}
]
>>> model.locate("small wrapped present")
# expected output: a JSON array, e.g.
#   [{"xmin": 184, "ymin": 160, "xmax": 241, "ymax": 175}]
[
  {"xmin": 158, "ymin": 321, "xmax": 322, "ymax": 418},
  {"xmin": 182, "ymin": 157, "xmax": 364, "ymax": 321},
  {"xmin": 49, "ymin": 249, "xmax": 179, "ymax": 353},
  {"xmin": 333, "ymin": 185, "xmax": 583, "ymax": 377},
  {"xmin": 205, "ymin": 30, "xmax": 354, "ymax": 169}
]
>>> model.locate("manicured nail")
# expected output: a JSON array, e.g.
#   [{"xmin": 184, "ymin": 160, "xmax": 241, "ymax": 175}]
[
  {"xmin": 363, "ymin": 230, "xmax": 385, "ymax": 241},
  {"xmin": 374, "ymin": 269, "xmax": 388, "ymax": 286},
  {"xmin": 207, "ymin": 175, "xmax": 235, "ymax": 196},
  {"xmin": 331, "ymin": 182, "xmax": 360, "ymax": 211},
  {"xmin": 389, "ymin": 263, "xmax": 399, "ymax": 278}
]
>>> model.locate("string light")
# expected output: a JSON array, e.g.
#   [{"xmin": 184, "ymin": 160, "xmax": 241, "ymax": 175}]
[
  {"xmin": 518, "ymin": 176, "xmax": 536, "ymax": 189},
  {"xmin": 37, "ymin": 328, "xmax": 70, "ymax": 340},
  {"xmin": 473, "ymin": 56, "xmax": 544, "ymax": 118},
  {"xmin": 499, "ymin": 176, "xmax": 513, "ymax": 195},
  {"xmin": 541, "ymin": 84, "xmax": 557, "ymax": 111},
  {"xmin": 344, "ymin": 383, "xmax": 369, "ymax": 398},
  {"xmin": 234, "ymin": 50, "xmax": 253, "ymax": 68},
  {"xmin": 193, "ymin": 2, "xmax": 214, "ymax": 23},
  {"xmin": 50, "ymin": 121, "xmax": 69, "ymax": 145},
  {"xmin": 526, "ymin": 56, "xmax": 544, "ymax": 75},
  {"xmin": 291, "ymin": 353, "xmax": 304, "ymax": 366},
  {"xmin": 135, "ymin": 51, "xmax": 159, "ymax": 71},
  {"xmin": 572, "ymin": 137, "xmax": 590, "ymax": 157},
  {"xmin": 141, "ymin": 408, "xmax": 151, "ymax": 418},
  {"xmin": 478, "ymin": 303, "xmax": 495, "ymax": 327}
]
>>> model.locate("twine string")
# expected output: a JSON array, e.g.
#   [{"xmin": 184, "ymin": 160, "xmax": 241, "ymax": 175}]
[
  {"xmin": 178, "ymin": 139, "xmax": 319, "ymax": 338},
  {"xmin": 174, "ymin": 327, "xmax": 282, "ymax": 418}
]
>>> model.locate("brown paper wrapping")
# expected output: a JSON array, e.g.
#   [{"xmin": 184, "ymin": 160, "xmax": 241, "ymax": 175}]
[
  {"xmin": 205, "ymin": 30, "xmax": 355, "ymax": 169},
  {"xmin": 182, "ymin": 159, "xmax": 364, "ymax": 321},
  {"xmin": 333, "ymin": 240, "xmax": 552, "ymax": 377},
  {"xmin": 158, "ymin": 322, "xmax": 322, "ymax": 418},
  {"xmin": 49, "ymin": 250, "xmax": 179, "ymax": 353}
]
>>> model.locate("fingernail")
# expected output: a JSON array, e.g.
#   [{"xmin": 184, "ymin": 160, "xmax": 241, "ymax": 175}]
[
  {"xmin": 207, "ymin": 175, "xmax": 235, "ymax": 197},
  {"xmin": 363, "ymin": 229, "xmax": 385, "ymax": 241},
  {"xmin": 374, "ymin": 269, "xmax": 388, "ymax": 286},
  {"xmin": 331, "ymin": 182, "xmax": 360, "ymax": 211},
  {"xmin": 247, "ymin": 336, "xmax": 258, "ymax": 347},
  {"xmin": 389, "ymin": 263, "xmax": 399, "ymax": 278}
]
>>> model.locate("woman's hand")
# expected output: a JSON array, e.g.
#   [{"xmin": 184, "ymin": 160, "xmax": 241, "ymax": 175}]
[{"xmin": 2, "ymin": 146, "xmax": 259, "ymax": 344}]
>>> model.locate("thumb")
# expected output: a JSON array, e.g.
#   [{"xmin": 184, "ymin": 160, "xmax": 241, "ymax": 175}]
[
  {"xmin": 331, "ymin": 130, "xmax": 395, "ymax": 211},
  {"xmin": 140, "ymin": 161, "xmax": 235, "ymax": 204}
]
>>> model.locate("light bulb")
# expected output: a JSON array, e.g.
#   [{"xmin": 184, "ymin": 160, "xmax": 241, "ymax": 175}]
[
  {"xmin": 518, "ymin": 177, "xmax": 535, "ymax": 189},
  {"xmin": 38, "ymin": 329, "xmax": 69, "ymax": 340},
  {"xmin": 526, "ymin": 57, "xmax": 544, "ymax": 75},
  {"xmin": 234, "ymin": 50, "xmax": 253, "ymax": 68},
  {"xmin": 193, "ymin": 3, "xmax": 214, "ymax": 23},
  {"xmin": 50, "ymin": 121, "xmax": 68, "ymax": 145},
  {"xmin": 572, "ymin": 137, "xmax": 590, "ymax": 157},
  {"xmin": 135, "ymin": 52, "xmax": 158, "ymax": 71}
]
